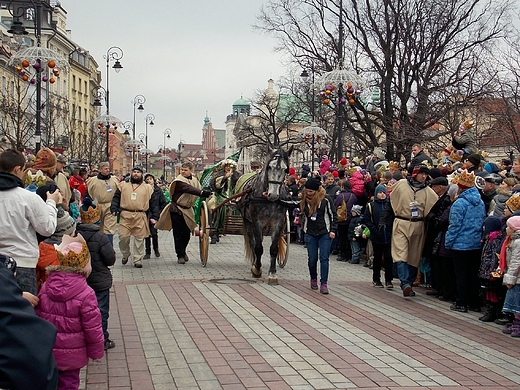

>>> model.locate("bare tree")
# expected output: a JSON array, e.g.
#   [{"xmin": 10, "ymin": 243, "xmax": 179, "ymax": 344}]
[{"xmin": 256, "ymin": 0, "xmax": 513, "ymax": 162}]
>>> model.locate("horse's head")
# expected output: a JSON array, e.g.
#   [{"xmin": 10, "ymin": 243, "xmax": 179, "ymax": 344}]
[{"xmin": 263, "ymin": 147, "xmax": 292, "ymax": 201}]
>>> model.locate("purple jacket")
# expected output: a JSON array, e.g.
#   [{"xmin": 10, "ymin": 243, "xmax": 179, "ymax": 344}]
[
  {"xmin": 36, "ymin": 270, "xmax": 104, "ymax": 370},
  {"xmin": 334, "ymin": 190, "xmax": 358, "ymax": 225}
]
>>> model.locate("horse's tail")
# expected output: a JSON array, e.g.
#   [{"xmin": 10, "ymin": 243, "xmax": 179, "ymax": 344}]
[{"xmin": 243, "ymin": 225, "xmax": 255, "ymax": 265}]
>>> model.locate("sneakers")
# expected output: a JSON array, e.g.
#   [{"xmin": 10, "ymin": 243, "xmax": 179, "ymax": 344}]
[
  {"xmin": 122, "ymin": 256, "xmax": 129, "ymax": 265},
  {"xmin": 134, "ymin": 262, "xmax": 142, "ymax": 268},
  {"xmin": 385, "ymin": 282, "xmax": 394, "ymax": 289},
  {"xmin": 409, "ymin": 290, "xmax": 416, "ymax": 297},
  {"xmin": 310, "ymin": 279, "xmax": 318, "ymax": 290},
  {"xmin": 143, "ymin": 253, "xmax": 151, "ymax": 259},
  {"xmin": 403, "ymin": 285, "xmax": 412, "ymax": 297},
  {"xmin": 320, "ymin": 284, "xmax": 329, "ymax": 294},
  {"xmin": 372, "ymin": 281, "xmax": 384, "ymax": 288},
  {"xmin": 154, "ymin": 250, "xmax": 160, "ymax": 258},
  {"xmin": 104, "ymin": 339, "xmax": 116, "ymax": 350},
  {"xmin": 177, "ymin": 257, "xmax": 186, "ymax": 264}
]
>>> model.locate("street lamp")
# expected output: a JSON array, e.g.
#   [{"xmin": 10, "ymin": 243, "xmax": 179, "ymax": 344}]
[
  {"xmin": 131, "ymin": 95, "xmax": 146, "ymax": 167},
  {"xmin": 144, "ymin": 113, "xmax": 155, "ymax": 171},
  {"xmin": 162, "ymin": 128, "xmax": 171, "ymax": 181},
  {"xmin": 7, "ymin": 0, "xmax": 68, "ymax": 153},
  {"xmin": 138, "ymin": 133, "xmax": 146, "ymax": 166}
]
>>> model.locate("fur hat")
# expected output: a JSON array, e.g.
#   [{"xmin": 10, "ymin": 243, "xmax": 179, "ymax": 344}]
[
  {"xmin": 55, "ymin": 153, "xmax": 67, "ymax": 164},
  {"xmin": 0, "ymin": 254, "xmax": 17, "ymax": 274},
  {"xmin": 32, "ymin": 148, "xmax": 57, "ymax": 175},
  {"xmin": 466, "ymin": 153, "xmax": 481, "ymax": 167},
  {"xmin": 55, "ymin": 234, "xmax": 90, "ymax": 270},
  {"xmin": 506, "ymin": 193, "xmax": 520, "ymax": 213},
  {"xmin": 305, "ymin": 178, "xmax": 321, "ymax": 191},
  {"xmin": 80, "ymin": 197, "xmax": 100, "ymax": 225},
  {"xmin": 54, "ymin": 207, "xmax": 76, "ymax": 237},
  {"xmin": 507, "ymin": 216, "xmax": 520, "ymax": 231},
  {"xmin": 351, "ymin": 205, "xmax": 363, "ymax": 215},
  {"xmin": 375, "ymin": 184, "xmax": 387, "ymax": 195},
  {"xmin": 456, "ymin": 169, "xmax": 475, "ymax": 189}
]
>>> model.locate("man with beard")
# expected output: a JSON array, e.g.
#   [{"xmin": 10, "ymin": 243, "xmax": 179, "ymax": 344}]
[
  {"xmin": 53, "ymin": 153, "xmax": 72, "ymax": 211},
  {"xmin": 155, "ymin": 162, "xmax": 211, "ymax": 264},
  {"xmin": 380, "ymin": 165, "xmax": 438, "ymax": 297},
  {"xmin": 110, "ymin": 166, "xmax": 153, "ymax": 268},
  {"xmin": 87, "ymin": 162, "xmax": 120, "ymax": 245}
]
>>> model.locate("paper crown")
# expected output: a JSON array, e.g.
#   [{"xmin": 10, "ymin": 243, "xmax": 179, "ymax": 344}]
[
  {"xmin": 80, "ymin": 197, "xmax": 100, "ymax": 224},
  {"xmin": 55, "ymin": 234, "xmax": 90, "ymax": 269},
  {"xmin": 388, "ymin": 161, "xmax": 400, "ymax": 171},
  {"xmin": 461, "ymin": 119, "xmax": 474, "ymax": 130},
  {"xmin": 506, "ymin": 193, "xmax": 520, "ymax": 213},
  {"xmin": 456, "ymin": 169, "xmax": 475, "ymax": 189}
]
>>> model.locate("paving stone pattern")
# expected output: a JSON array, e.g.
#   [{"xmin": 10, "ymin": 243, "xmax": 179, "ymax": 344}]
[{"xmin": 81, "ymin": 230, "xmax": 520, "ymax": 389}]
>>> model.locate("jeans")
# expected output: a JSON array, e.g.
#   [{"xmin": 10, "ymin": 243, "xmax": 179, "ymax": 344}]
[
  {"xmin": 396, "ymin": 261, "xmax": 418, "ymax": 290},
  {"xmin": 16, "ymin": 267, "xmax": 37, "ymax": 295},
  {"xmin": 95, "ymin": 289, "xmax": 110, "ymax": 340},
  {"xmin": 350, "ymin": 239, "xmax": 361, "ymax": 262},
  {"xmin": 305, "ymin": 233, "xmax": 331, "ymax": 285}
]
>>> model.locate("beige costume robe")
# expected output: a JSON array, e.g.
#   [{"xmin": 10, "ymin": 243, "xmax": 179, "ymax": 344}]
[
  {"xmin": 117, "ymin": 181, "xmax": 153, "ymax": 238},
  {"xmin": 86, "ymin": 175, "xmax": 120, "ymax": 234},
  {"xmin": 54, "ymin": 172, "xmax": 71, "ymax": 206},
  {"xmin": 389, "ymin": 178, "xmax": 438, "ymax": 267}
]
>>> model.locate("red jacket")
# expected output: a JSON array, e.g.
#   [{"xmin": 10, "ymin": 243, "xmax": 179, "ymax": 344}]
[{"xmin": 69, "ymin": 175, "xmax": 86, "ymax": 200}]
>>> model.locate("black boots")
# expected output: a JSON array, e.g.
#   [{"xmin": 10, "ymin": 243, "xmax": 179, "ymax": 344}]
[{"xmin": 479, "ymin": 303, "xmax": 497, "ymax": 322}]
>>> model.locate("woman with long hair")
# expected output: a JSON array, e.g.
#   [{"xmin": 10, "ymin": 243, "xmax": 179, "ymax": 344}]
[{"xmin": 300, "ymin": 178, "xmax": 337, "ymax": 294}]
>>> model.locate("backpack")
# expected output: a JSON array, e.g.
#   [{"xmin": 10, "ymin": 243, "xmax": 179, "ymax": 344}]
[{"xmin": 337, "ymin": 192, "xmax": 353, "ymax": 223}]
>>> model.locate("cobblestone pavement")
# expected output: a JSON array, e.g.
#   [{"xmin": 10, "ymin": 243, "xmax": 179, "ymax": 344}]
[{"xmin": 81, "ymin": 230, "xmax": 520, "ymax": 389}]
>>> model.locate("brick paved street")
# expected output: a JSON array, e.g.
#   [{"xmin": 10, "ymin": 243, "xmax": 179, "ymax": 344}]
[{"xmin": 82, "ymin": 230, "xmax": 520, "ymax": 389}]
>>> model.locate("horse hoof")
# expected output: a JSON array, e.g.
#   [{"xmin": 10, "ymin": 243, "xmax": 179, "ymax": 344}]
[
  {"xmin": 251, "ymin": 266, "xmax": 262, "ymax": 278},
  {"xmin": 268, "ymin": 275, "xmax": 278, "ymax": 285}
]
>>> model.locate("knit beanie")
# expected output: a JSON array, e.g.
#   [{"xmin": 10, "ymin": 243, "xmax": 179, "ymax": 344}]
[
  {"xmin": 54, "ymin": 207, "xmax": 76, "ymax": 238},
  {"xmin": 55, "ymin": 234, "xmax": 90, "ymax": 269},
  {"xmin": 484, "ymin": 162, "xmax": 500, "ymax": 174},
  {"xmin": 507, "ymin": 216, "xmax": 520, "ymax": 231},
  {"xmin": 32, "ymin": 148, "xmax": 57, "ymax": 175},
  {"xmin": 352, "ymin": 205, "xmax": 363, "ymax": 215},
  {"xmin": 375, "ymin": 184, "xmax": 387, "ymax": 195},
  {"xmin": 80, "ymin": 197, "xmax": 100, "ymax": 225},
  {"xmin": 429, "ymin": 167, "xmax": 442, "ymax": 179},
  {"xmin": 305, "ymin": 178, "xmax": 321, "ymax": 191},
  {"xmin": 0, "ymin": 254, "xmax": 17, "ymax": 274},
  {"xmin": 482, "ymin": 216, "xmax": 502, "ymax": 238},
  {"xmin": 466, "ymin": 153, "xmax": 481, "ymax": 167}
]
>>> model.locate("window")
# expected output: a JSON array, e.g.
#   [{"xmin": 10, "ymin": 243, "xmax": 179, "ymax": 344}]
[
  {"xmin": 84, "ymin": 81, "xmax": 87, "ymax": 95},
  {"xmin": 72, "ymin": 75, "xmax": 76, "ymax": 90},
  {"xmin": 78, "ymin": 78, "xmax": 82, "ymax": 92}
]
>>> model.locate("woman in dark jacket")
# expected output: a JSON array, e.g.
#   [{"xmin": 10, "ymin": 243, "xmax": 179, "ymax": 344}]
[
  {"xmin": 334, "ymin": 179, "xmax": 357, "ymax": 262},
  {"xmin": 363, "ymin": 185, "xmax": 393, "ymax": 288},
  {"xmin": 145, "ymin": 174, "xmax": 168, "ymax": 257},
  {"xmin": 301, "ymin": 178, "xmax": 337, "ymax": 295},
  {"xmin": 77, "ymin": 197, "xmax": 117, "ymax": 350}
]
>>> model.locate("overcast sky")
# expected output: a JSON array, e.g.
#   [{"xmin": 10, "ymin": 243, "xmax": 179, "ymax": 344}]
[{"xmin": 63, "ymin": 0, "xmax": 287, "ymax": 151}]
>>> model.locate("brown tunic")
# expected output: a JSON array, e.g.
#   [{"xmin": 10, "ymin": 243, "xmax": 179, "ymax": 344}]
[
  {"xmin": 87, "ymin": 175, "xmax": 120, "ymax": 234},
  {"xmin": 117, "ymin": 181, "xmax": 153, "ymax": 238},
  {"xmin": 389, "ymin": 179, "xmax": 438, "ymax": 267}
]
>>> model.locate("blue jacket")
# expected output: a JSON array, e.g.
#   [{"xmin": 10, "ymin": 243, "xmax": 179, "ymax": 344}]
[{"xmin": 445, "ymin": 187, "xmax": 486, "ymax": 250}]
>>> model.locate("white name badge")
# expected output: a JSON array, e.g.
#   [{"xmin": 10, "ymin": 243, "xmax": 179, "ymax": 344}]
[
  {"xmin": 131, "ymin": 192, "xmax": 137, "ymax": 200},
  {"xmin": 106, "ymin": 185, "xmax": 112, "ymax": 192}
]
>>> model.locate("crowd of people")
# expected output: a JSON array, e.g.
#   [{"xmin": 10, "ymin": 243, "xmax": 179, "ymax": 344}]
[{"xmin": 2, "ymin": 117, "xmax": 520, "ymax": 387}]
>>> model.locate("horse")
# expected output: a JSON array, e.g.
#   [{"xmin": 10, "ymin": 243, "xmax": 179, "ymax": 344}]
[{"xmin": 235, "ymin": 147, "xmax": 295, "ymax": 285}]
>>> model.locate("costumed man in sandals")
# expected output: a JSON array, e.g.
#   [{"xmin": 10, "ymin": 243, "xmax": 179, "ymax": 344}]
[
  {"xmin": 155, "ymin": 161, "xmax": 211, "ymax": 264},
  {"xmin": 207, "ymin": 159, "xmax": 241, "ymax": 244},
  {"xmin": 87, "ymin": 162, "xmax": 120, "ymax": 246},
  {"xmin": 110, "ymin": 166, "xmax": 153, "ymax": 268}
]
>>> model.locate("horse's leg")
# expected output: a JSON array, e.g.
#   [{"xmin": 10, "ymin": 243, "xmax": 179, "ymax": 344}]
[
  {"xmin": 267, "ymin": 218, "xmax": 284, "ymax": 285},
  {"xmin": 251, "ymin": 221, "xmax": 263, "ymax": 278}
]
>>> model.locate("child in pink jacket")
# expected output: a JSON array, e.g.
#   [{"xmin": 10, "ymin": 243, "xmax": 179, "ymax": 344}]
[{"xmin": 36, "ymin": 234, "xmax": 104, "ymax": 390}]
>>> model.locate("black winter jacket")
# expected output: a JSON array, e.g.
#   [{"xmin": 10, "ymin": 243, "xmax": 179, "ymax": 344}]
[
  {"xmin": 148, "ymin": 184, "xmax": 168, "ymax": 220},
  {"xmin": 76, "ymin": 224, "xmax": 116, "ymax": 292},
  {"xmin": 302, "ymin": 195, "xmax": 337, "ymax": 236},
  {"xmin": 362, "ymin": 198, "xmax": 393, "ymax": 245}
]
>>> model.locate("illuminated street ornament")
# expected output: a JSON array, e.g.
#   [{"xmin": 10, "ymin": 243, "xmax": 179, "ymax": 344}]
[
  {"xmin": 320, "ymin": 81, "xmax": 361, "ymax": 106},
  {"xmin": 8, "ymin": 47, "xmax": 69, "ymax": 85}
]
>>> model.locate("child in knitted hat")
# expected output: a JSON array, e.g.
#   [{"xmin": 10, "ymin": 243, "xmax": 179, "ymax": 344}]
[
  {"xmin": 36, "ymin": 206, "xmax": 76, "ymax": 292},
  {"xmin": 348, "ymin": 205, "xmax": 364, "ymax": 264},
  {"xmin": 77, "ymin": 196, "xmax": 117, "ymax": 350},
  {"xmin": 35, "ymin": 233, "xmax": 104, "ymax": 388},
  {"xmin": 498, "ymin": 216, "xmax": 520, "ymax": 337}
]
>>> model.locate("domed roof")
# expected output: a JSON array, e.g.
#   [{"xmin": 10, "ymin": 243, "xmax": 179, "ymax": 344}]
[{"xmin": 233, "ymin": 96, "xmax": 250, "ymax": 106}]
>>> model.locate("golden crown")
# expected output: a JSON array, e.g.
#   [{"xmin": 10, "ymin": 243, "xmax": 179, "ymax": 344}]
[
  {"xmin": 456, "ymin": 169, "xmax": 475, "ymax": 189},
  {"xmin": 56, "ymin": 241, "xmax": 90, "ymax": 269},
  {"xmin": 506, "ymin": 193, "xmax": 520, "ymax": 212},
  {"xmin": 388, "ymin": 161, "xmax": 399, "ymax": 171},
  {"xmin": 462, "ymin": 119, "xmax": 474, "ymax": 130},
  {"xmin": 80, "ymin": 204, "xmax": 100, "ymax": 224}
]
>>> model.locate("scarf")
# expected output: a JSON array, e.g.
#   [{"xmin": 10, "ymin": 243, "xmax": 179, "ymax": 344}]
[{"xmin": 499, "ymin": 235, "xmax": 511, "ymax": 272}]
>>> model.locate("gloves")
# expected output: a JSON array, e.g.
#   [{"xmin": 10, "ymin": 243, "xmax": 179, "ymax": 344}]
[{"xmin": 201, "ymin": 190, "xmax": 212, "ymax": 198}]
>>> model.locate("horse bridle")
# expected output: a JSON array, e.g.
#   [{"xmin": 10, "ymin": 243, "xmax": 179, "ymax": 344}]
[{"xmin": 266, "ymin": 153, "xmax": 288, "ymax": 186}]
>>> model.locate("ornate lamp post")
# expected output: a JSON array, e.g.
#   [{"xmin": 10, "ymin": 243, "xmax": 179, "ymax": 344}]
[
  {"xmin": 7, "ymin": 0, "xmax": 69, "ymax": 153},
  {"xmin": 138, "ymin": 133, "xmax": 146, "ymax": 166},
  {"xmin": 162, "ymin": 128, "xmax": 171, "ymax": 181},
  {"xmin": 144, "ymin": 113, "xmax": 155, "ymax": 171},
  {"xmin": 131, "ymin": 95, "xmax": 146, "ymax": 167}
]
